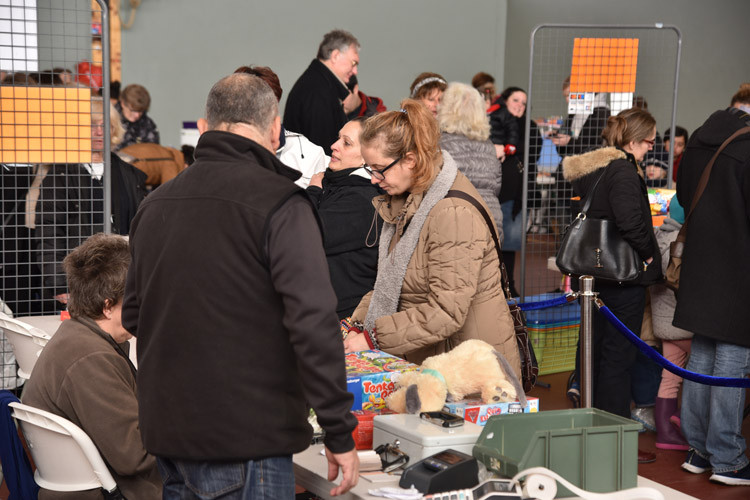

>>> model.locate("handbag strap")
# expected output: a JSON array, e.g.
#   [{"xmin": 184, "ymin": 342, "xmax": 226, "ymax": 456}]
[
  {"xmin": 683, "ymin": 125, "xmax": 750, "ymax": 224},
  {"xmin": 445, "ymin": 190, "xmax": 512, "ymax": 298},
  {"xmin": 577, "ymin": 161, "xmax": 611, "ymax": 216}
]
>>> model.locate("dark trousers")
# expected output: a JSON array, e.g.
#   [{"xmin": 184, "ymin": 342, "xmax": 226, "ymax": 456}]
[{"xmin": 589, "ymin": 284, "xmax": 646, "ymax": 418}]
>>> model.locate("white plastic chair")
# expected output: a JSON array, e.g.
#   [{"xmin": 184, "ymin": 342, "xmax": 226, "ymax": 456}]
[
  {"xmin": 9, "ymin": 401, "xmax": 124, "ymax": 498},
  {"xmin": 0, "ymin": 317, "xmax": 52, "ymax": 380}
]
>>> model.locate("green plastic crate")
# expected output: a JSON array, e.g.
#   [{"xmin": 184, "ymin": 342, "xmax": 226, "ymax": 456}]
[
  {"xmin": 529, "ymin": 324, "xmax": 579, "ymax": 375},
  {"xmin": 472, "ymin": 408, "xmax": 640, "ymax": 498}
]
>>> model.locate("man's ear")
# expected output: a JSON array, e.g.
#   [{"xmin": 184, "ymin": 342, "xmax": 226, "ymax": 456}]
[
  {"xmin": 270, "ymin": 115, "xmax": 282, "ymax": 152},
  {"xmin": 102, "ymin": 299, "xmax": 114, "ymax": 319},
  {"xmin": 197, "ymin": 118, "xmax": 209, "ymax": 135}
]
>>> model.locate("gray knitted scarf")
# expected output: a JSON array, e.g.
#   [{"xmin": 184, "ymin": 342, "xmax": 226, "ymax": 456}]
[{"xmin": 364, "ymin": 151, "xmax": 458, "ymax": 331}]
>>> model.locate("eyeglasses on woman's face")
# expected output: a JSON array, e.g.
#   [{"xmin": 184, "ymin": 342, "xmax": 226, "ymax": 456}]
[
  {"xmin": 642, "ymin": 138, "xmax": 655, "ymax": 146},
  {"xmin": 364, "ymin": 156, "xmax": 402, "ymax": 181}
]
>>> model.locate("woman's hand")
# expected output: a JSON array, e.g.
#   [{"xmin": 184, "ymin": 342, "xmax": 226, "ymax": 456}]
[
  {"xmin": 343, "ymin": 332, "xmax": 369, "ymax": 353},
  {"xmin": 494, "ymin": 144, "xmax": 506, "ymax": 161},
  {"xmin": 55, "ymin": 293, "xmax": 69, "ymax": 305},
  {"xmin": 550, "ymin": 133, "xmax": 571, "ymax": 146},
  {"xmin": 309, "ymin": 172, "xmax": 324, "ymax": 188}
]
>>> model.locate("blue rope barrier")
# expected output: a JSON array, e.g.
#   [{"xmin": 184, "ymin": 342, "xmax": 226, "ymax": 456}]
[
  {"xmin": 598, "ymin": 302, "xmax": 750, "ymax": 388},
  {"xmin": 514, "ymin": 293, "xmax": 576, "ymax": 311}
]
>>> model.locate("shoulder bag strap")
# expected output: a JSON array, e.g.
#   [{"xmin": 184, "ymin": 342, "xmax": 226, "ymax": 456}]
[
  {"xmin": 672, "ymin": 126, "xmax": 750, "ymax": 250},
  {"xmin": 683, "ymin": 126, "xmax": 750, "ymax": 224},
  {"xmin": 445, "ymin": 190, "xmax": 512, "ymax": 297},
  {"xmin": 577, "ymin": 162, "xmax": 610, "ymax": 216}
]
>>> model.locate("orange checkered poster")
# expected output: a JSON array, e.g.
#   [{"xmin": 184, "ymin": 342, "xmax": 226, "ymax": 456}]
[
  {"xmin": 570, "ymin": 38, "xmax": 639, "ymax": 93},
  {"xmin": 0, "ymin": 86, "xmax": 92, "ymax": 164}
]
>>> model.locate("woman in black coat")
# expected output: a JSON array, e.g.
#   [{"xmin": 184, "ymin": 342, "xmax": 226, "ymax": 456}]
[
  {"xmin": 307, "ymin": 117, "xmax": 381, "ymax": 319},
  {"xmin": 561, "ymin": 108, "xmax": 661, "ymax": 425}
]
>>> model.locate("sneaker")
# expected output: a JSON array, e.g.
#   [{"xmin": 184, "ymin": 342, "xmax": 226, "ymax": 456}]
[
  {"xmin": 710, "ymin": 463, "xmax": 750, "ymax": 486},
  {"xmin": 631, "ymin": 406, "xmax": 656, "ymax": 433},
  {"xmin": 682, "ymin": 449, "xmax": 711, "ymax": 474},
  {"xmin": 567, "ymin": 381, "xmax": 580, "ymax": 408}
]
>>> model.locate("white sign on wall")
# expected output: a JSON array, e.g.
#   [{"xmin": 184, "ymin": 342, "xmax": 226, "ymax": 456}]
[{"xmin": 0, "ymin": 0, "xmax": 38, "ymax": 73}]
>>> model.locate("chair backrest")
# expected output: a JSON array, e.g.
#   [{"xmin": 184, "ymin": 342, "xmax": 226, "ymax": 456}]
[
  {"xmin": 9, "ymin": 401, "xmax": 119, "ymax": 494},
  {"xmin": 0, "ymin": 317, "xmax": 51, "ymax": 379}
]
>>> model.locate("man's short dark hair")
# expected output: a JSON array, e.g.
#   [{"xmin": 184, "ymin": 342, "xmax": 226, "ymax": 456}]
[
  {"xmin": 316, "ymin": 29, "xmax": 359, "ymax": 61},
  {"xmin": 205, "ymin": 73, "xmax": 278, "ymax": 131},
  {"xmin": 63, "ymin": 234, "xmax": 130, "ymax": 320},
  {"xmin": 664, "ymin": 125, "xmax": 689, "ymax": 143}
]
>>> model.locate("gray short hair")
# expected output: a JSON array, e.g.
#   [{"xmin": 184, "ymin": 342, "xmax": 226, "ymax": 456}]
[
  {"xmin": 205, "ymin": 73, "xmax": 278, "ymax": 132},
  {"xmin": 317, "ymin": 29, "xmax": 359, "ymax": 60}
]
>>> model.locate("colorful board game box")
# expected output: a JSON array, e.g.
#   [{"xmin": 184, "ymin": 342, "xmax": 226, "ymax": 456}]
[
  {"xmin": 345, "ymin": 350, "xmax": 418, "ymax": 411},
  {"xmin": 443, "ymin": 397, "xmax": 540, "ymax": 426}
]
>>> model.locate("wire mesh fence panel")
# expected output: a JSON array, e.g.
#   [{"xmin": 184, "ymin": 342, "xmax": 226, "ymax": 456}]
[
  {"xmin": 520, "ymin": 24, "xmax": 681, "ymax": 318},
  {"xmin": 1, "ymin": 0, "xmax": 109, "ymax": 390}
]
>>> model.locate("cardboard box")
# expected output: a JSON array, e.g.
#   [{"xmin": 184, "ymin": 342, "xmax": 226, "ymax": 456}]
[
  {"xmin": 443, "ymin": 397, "xmax": 540, "ymax": 426},
  {"xmin": 345, "ymin": 350, "xmax": 418, "ymax": 411}
]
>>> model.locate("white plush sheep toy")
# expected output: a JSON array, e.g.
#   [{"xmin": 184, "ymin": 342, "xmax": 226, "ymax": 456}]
[{"xmin": 386, "ymin": 339, "xmax": 527, "ymax": 414}]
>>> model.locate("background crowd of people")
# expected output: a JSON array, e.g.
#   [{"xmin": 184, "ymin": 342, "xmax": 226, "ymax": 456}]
[{"xmin": 2, "ymin": 26, "xmax": 750, "ymax": 498}]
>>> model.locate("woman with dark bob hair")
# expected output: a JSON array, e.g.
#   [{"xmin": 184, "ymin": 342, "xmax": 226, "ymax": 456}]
[
  {"xmin": 562, "ymin": 107, "xmax": 662, "ymax": 423},
  {"xmin": 23, "ymin": 234, "xmax": 162, "ymax": 499},
  {"xmin": 343, "ymin": 99, "xmax": 520, "ymax": 374}
]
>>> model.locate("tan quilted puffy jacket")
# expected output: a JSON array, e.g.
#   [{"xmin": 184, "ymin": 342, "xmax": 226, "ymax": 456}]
[{"xmin": 352, "ymin": 170, "xmax": 520, "ymax": 375}]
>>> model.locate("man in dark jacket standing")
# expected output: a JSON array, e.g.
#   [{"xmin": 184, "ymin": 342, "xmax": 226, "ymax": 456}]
[
  {"xmin": 123, "ymin": 73, "xmax": 359, "ymax": 498},
  {"xmin": 283, "ymin": 29, "xmax": 361, "ymax": 155},
  {"xmin": 674, "ymin": 88, "xmax": 750, "ymax": 485}
]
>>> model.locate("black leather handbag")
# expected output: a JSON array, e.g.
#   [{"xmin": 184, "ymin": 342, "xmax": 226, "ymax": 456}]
[{"xmin": 556, "ymin": 164, "xmax": 643, "ymax": 283}]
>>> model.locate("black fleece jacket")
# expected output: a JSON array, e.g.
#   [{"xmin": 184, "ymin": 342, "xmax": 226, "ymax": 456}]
[{"xmin": 123, "ymin": 131, "xmax": 356, "ymax": 460}]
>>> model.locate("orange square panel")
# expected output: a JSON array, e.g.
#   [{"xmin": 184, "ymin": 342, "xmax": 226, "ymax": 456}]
[
  {"xmin": 0, "ymin": 86, "xmax": 92, "ymax": 164},
  {"xmin": 570, "ymin": 38, "xmax": 639, "ymax": 93}
]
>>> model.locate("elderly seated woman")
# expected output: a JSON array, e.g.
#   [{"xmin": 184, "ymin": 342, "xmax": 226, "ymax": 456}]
[{"xmin": 22, "ymin": 234, "xmax": 162, "ymax": 499}]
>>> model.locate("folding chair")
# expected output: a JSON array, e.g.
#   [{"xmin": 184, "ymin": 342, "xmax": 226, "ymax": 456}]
[
  {"xmin": 9, "ymin": 401, "xmax": 126, "ymax": 499},
  {"xmin": 0, "ymin": 317, "xmax": 51, "ymax": 380}
]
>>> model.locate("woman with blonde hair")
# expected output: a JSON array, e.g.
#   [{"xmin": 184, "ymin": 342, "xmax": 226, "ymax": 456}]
[
  {"xmin": 438, "ymin": 82, "xmax": 503, "ymax": 242},
  {"xmin": 343, "ymin": 99, "xmax": 520, "ymax": 375},
  {"xmin": 562, "ymin": 107, "xmax": 662, "ymax": 436}
]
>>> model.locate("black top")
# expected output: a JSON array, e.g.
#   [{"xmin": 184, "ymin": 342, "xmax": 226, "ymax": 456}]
[
  {"xmin": 558, "ymin": 106, "xmax": 611, "ymax": 156},
  {"xmin": 488, "ymin": 97, "xmax": 520, "ymax": 147},
  {"xmin": 307, "ymin": 167, "xmax": 381, "ymax": 318},
  {"xmin": 123, "ymin": 130, "xmax": 356, "ymax": 460},
  {"xmin": 674, "ymin": 107, "xmax": 750, "ymax": 346},
  {"xmin": 284, "ymin": 59, "xmax": 350, "ymax": 155}
]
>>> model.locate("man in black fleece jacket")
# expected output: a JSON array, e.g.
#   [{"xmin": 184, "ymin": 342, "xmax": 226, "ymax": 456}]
[{"xmin": 123, "ymin": 73, "xmax": 358, "ymax": 497}]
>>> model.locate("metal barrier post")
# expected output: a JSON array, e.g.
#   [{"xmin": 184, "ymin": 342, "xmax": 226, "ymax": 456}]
[{"xmin": 579, "ymin": 276, "xmax": 595, "ymax": 408}]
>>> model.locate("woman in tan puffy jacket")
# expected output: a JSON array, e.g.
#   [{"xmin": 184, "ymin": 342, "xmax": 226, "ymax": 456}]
[{"xmin": 343, "ymin": 99, "xmax": 519, "ymax": 374}]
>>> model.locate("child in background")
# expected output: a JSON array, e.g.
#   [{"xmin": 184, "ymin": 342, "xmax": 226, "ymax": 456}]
[{"xmin": 650, "ymin": 195, "xmax": 692, "ymax": 450}]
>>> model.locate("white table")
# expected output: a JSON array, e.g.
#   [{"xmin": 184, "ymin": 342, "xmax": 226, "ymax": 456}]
[
  {"xmin": 293, "ymin": 444, "xmax": 700, "ymax": 500},
  {"xmin": 19, "ymin": 314, "xmax": 138, "ymax": 368}
]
